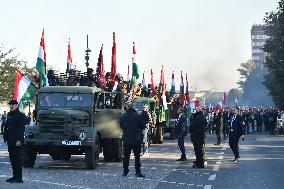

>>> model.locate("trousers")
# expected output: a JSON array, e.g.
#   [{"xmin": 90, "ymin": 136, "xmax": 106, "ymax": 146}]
[
  {"xmin": 123, "ymin": 143, "xmax": 141, "ymax": 173},
  {"xmin": 8, "ymin": 144, "xmax": 23, "ymax": 179},
  {"xmin": 229, "ymin": 134, "xmax": 240, "ymax": 159}
]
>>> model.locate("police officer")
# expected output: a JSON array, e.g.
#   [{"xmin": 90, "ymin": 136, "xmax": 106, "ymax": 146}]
[
  {"xmin": 119, "ymin": 103, "xmax": 146, "ymax": 177},
  {"xmin": 3, "ymin": 100, "xmax": 25, "ymax": 183},
  {"xmin": 175, "ymin": 107, "xmax": 188, "ymax": 161},
  {"xmin": 228, "ymin": 108, "xmax": 245, "ymax": 162},
  {"xmin": 213, "ymin": 110, "xmax": 223, "ymax": 145}
]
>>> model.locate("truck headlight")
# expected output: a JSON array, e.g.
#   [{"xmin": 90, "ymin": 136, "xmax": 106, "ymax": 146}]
[{"xmin": 79, "ymin": 132, "xmax": 87, "ymax": 140}]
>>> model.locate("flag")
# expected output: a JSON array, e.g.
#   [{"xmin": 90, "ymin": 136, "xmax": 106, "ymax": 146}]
[
  {"xmin": 66, "ymin": 38, "xmax": 72, "ymax": 73},
  {"xmin": 160, "ymin": 65, "xmax": 168, "ymax": 109},
  {"xmin": 185, "ymin": 73, "xmax": 190, "ymax": 103},
  {"xmin": 36, "ymin": 29, "xmax": 47, "ymax": 87},
  {"xmin": 151, "ymin": 69, "xmax": 155, "ymax": 96},
  {"xmin": 142, "ymin": 71, "xmax": 146, "ymax": 87},
  {"xmin": 170, "ymin": 71, "xmax": 175, "ymax": 96},
  {"xmin": 127, "ymin": 65, "xmax": 131, "ymax": 81},
  {"xmin": 13, "ymin": 70, "xmax": 37, "ymax": 108},
  {"xmin": 95, "ymin": 44, "xmax": 105, "ymax": 88},
  {"xmin": 222, "ymin": 92, "xmax": 227, "ymax": 106},
  {"xmin": 111, "ymin": 32, "xmax": 116, "ymax": 87},
  {"xmin": 180, "ymin": 71, "xmax": 185, "ymax": 106},
  {"xmin": 132, "ymin": 42, "xmax": 139, "ymax": 84}
]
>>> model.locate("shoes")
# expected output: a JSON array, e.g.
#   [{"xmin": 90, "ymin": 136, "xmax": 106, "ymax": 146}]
[
  {"xmin": 233, "ymin": 158, "xmax": 238, "ymax": 163},
  {"xmin": 192, "ymin": 165, "xmax": 204, "ymax": 168},
  {"xmin": 214, "ymin": 143, "xmax": 222, "ymax": 146},
  {"xmin": 176, "ymin": 157, "xmax": 187, "ymax": 161},
  {"xmin": 9, "ymin": 178, "xmax": 23, "ymax": 183},
  {"xmin": 6, "ymin": 177, "xmax": 15, "ymax": 182},
  {"xmin": 135, "ymin": 172, "xmax": 145, "ymax": 177},
  {"xmin": 122, "ymin": 172, "xmax": 128, "ymax": 177}
]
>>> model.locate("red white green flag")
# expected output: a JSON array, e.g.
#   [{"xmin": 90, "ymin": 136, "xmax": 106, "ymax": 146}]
[
  {"xmin": 161, "ymin": 65, "xmax": 167, "ymax": 109},
  {"xmin": 170, "ymin": 71, "xmax": 175, "ymax": 96},
  {"xmin": 150, "ymin": 69, "xmax": 155, "ymax": 96},
  {"xmin": 180, "ymin": 71, "xmax": 185, "ymax": 106},
  {"xmin": 132, "ymin": 42, "xmax": 139, "ymax": 85},
  {"xmin": 13, "ymin": 70, "xmax": 36, "ymax": 108},
  {"xmin": 186, "ymin": 73, "xmax": 190, "ymax": 103},
  {"xmin": 36, "ymin": 29, "xmax": 47, "ymax": 87},
  {"xmin": 66, "ymin": 38, "xmax": 72, "ymax": 72}
]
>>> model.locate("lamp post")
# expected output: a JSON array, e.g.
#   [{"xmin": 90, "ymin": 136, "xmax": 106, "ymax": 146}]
[{"xmin": 85, "ymin": 34, "xmax": 91, "ymax": 70}]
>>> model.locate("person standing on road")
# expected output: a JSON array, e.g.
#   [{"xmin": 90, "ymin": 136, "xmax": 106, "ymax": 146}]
[
  {"xmin": 1, "ymin": 111, "xmax": 7, "ymax": 135},
  {"xmin": 141, "ymin": 104, "xmax": 151, "ymax": 155},
  {"xmin": 174, "ymin": 107, "xmax": 188, "ymax": 161},
  {"xmin": 228, "ymin": 108, "xmax": 245, "ymax": 163},
  {"xmin": 119, "ymin": 103, "xmax": 146, "ymax": 177},
  {"xmin": 189, "ymin": 106, "xmax": 207, "ymax": 168},
  {"xmin": 3, "ymin": 100, "xmax": 25, "ymax": 183},
  {"xmin": 213, "ymin": 109, "xmax": 223, "ymax": 145}
]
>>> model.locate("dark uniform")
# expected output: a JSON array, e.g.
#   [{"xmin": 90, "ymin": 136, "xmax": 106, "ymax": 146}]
[
  {"xmin": 228, "ymin": 111, "xmax": 245, "ymax": 162},
  {"xmin": 174, "ymin": 112, "xmax": 188, "ymax": 161},
  {"xmin": 213, "ymin": 111, "xmax": 223, "ymax": 145},
  {"xmin": 189, "ymin": 110, "xmax": 207, "ymax": 168},
  {"xmin": 3, "ymin": 100, "xmax": 25, "ymax": 183},
  {"xmin": 119, "ymin": 107, "xmax": 145, "ymax": 177}
]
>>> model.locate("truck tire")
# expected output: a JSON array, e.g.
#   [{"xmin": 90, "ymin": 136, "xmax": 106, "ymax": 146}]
[
  {"xmin": 49, "ymin": 153, "xmax": 61, "ymax": 160},
  {"xmin": 61, "ymin": 153, "xmax": 71, "ymax": 161},
  {"xmin": 112, "ymin": 139, "xmax": 123, "ymax": 162},
  {"xmin": 169, "ymin": 128, "xmax": 175, "ymax": 140},
  {"xmin": 85, "ymin": 135, "xmax": 99, "ymax": 170},
  {"xmin": 151, "ymin": 127, "xmax": 158, "ymax": 144},
  {"xmin": 103, "ymin": 139, "xmax": 113, "ymax": 162},
  {"xmin": 23, "ymin": 146, "xmax": 37, "ymax": 168},
  {"xmin": 157, "ymin": 126, "xmax": 164, "ymax": 144}
]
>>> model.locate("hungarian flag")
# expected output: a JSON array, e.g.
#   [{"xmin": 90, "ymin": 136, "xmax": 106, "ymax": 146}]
[
  {"xmin": 126, "ymin": 65, "xmax": 131, "ymax": 81},
  {"xmin": 111, "ymin": 32, "xmax": 116, "ymax": 87},
  {"xmin": 186, "ymin": 73, "xmax": 190, "ymax": 103},
  {"xmin": 180, "ymin": 71, "xmax": 185, "ymax": 106},
  {"xmin": 66, "ymin": 38, "xmax": 72, "ymax": 73},
  {"xmin": 150, "ymin": 69, "xmax": 155, "ymax": 96},
  {"xmin": 160, "ymin": 65, "xmax": 167, "ymax": 109},
  {"xmin": 13, "ymin": 70, "xmax": 36, "ymax": 108},
  {"xmin": 170, "ymin": 71, "xmax": 175, "ymax": 96},
  {"xmin": 132, "ymin": 42, "xmax": 139, "ymax": 84},
  {"xmin": 142, "ymin": 71, "xmax": 146, "ymax": 87},
  {"xmin": 36, "ymin": 29, "xmax": 47, "ymax": 87}
]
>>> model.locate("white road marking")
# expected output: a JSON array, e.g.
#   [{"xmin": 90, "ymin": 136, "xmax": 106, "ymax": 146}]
[
  {"xmin": 0, "ymin": 175, "xmax": 8, "ymax": 178},
  {"xmin": 193, "ymin": 171, "xmax": 199, "ymax": 174},
  {"xmin": 218, "ymin": 156, "xmax": 224, "ymax": 159},
  {"xmin": 213, "ymin": 167, "xmax": 220, "ymax": 171},
  {"xmin": 0, "ymin": 162, "xmax": 10, "ymax": 165},
  {"xmin": 161, "ymin": 180, "xmax": 168, "ymax": 183},
  {"xmin": 187, "ymin": 184, "xmax": 194, "ymax": 186},
  {"xmin": 203, "ymin": 173, "xmax": 210, "ymax": 175},
  {"xmin": 204, "ymin": 185, "xmax": 212, "ymax": 189},
  {"xmin": 219, "ymin": 152, "xmax": 224, "ymax": 154},
  {"xmin": 208, "ymin": 174, "xmax": 216, "ymax": 181},
  {"xmin": 169, "ymin": 181, "xmax": 176, "ymax": 184},
  {"xmin": 151, "ymin": 167, "xmax": 157, "ymax": 170},
  {"xmin": 145, "ymin": 179, "xmax": 151, "ymax": 181},
  {"xmin": 178, "ymin": 183, "xmax": 185, "ymax": 185},
  {"xmin": 196, "ymin": 185, "xmax": 203, "ymax": 187},
  {"xmin": 222, "ymin": 148, "xmax": 226, "ymax": 150}
]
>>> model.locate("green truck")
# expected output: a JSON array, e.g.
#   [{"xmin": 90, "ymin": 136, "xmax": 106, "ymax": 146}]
[{"xmin": 23, "ymin": 86, "xmax": 124, "ymax": 169}]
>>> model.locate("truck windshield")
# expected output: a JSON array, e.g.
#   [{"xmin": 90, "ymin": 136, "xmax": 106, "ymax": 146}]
[{"xmin": 39, "ymin": 93, "xmax": 92, "ymax": 108}]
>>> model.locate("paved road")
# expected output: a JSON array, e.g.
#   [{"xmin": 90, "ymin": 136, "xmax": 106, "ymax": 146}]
[{"xmin": 0, "ymin": 133, "xmax": 283, "ymax": 189}]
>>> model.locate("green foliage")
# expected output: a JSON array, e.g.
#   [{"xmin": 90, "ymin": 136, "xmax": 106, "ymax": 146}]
[
  {"xmin": 0, "ymin": 44, "xmax": 34, "ymax": 103},
  {"xmin": 237, "ymin": 59, "xmax": 256, "ymax": 89},
  {"xmin": 263, "ymin": 0, "xmax": 284, "ymax": 109}
]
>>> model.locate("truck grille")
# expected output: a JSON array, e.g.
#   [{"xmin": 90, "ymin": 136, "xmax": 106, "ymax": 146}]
[{"xmin": 37, "ymin": 115, "xmax": 69, "ymax": 135}]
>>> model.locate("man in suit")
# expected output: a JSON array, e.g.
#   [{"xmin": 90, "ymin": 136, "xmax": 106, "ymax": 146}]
[
  {"xmin": 3, "ymin": 100, "xmax": 25, "ymax": 183},
  {"xmin": 175, "ymin": 107, "xmax": 188, "ymax": 161},
  {"xmin": 228, "ymin": 108, "xmax": 245, "ymax": 162},
  {"xmin": 119, "ymin": 103, "xmax": 146, "ymax": 177}
]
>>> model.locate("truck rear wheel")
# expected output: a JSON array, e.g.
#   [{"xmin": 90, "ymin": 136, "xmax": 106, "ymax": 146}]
[
  {"xmin": 103, "ymin": 139, "xmax": 113, "ymax": 162},
  {"xmin": 151, "ymin": 127, "xmax": 158, "ymax": 144},
  {"xmin": 23, "ymin": 146, "xmax": 37, "ymax": 168},
  {"xmin": 49, "ymin": 153, "xmax": 61, "ymax": 160},
  {"xmin": 157, "ymin": 126, "xmax": 164, "ymax": 144},
  {"xmin": 85, "ymin": 136, "xmax": 99, "ymax": 170},
  {"xmin": 112, "ymin": 139, "xmax": 123, "ymax": 162}
]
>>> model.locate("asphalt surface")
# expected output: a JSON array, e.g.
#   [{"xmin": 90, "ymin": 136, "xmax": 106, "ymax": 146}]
[{"xmin": 0, "ymin": 132, "xmax": 283, "ymax": 189}]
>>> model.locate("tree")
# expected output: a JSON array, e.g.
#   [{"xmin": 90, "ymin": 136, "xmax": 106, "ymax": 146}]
[
  {"xmin": 237, "ymin": 59, "xmax": 256, "ymax": 90},
  {"xmin": 0, "ymin": 44, "xmax": 34, "ymax": 103},
  {"xmin": 263, "ymin": 0, "xmax": 284, "ymax": 109}
]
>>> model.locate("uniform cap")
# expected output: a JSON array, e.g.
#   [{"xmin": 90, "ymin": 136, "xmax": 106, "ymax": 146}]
[{"xmin": 8, "ymin": 100, "xmax": 18, "ymax": 105}]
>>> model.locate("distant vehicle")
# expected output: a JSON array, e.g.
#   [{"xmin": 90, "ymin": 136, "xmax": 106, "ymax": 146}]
[{"xmin": 23, "ymin": 86, "xmax": 124, "ymax": 169}]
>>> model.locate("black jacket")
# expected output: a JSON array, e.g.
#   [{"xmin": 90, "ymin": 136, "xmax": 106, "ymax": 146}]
[
  {"xmin": 174, "ymin": 113, "xmax": 188, "ymax": 138},
  {"xmin": 119, "ymin": 108, "xmax": 145, "ymax": 145},
  {"xmin": 189, "ymin": 112, "xmax": 206, "ymax": 142},
  {"xmin": 229, "ymin": 114, "xmax": 245, "ymax": 137},
  {"xmin": 3, "ymin": 108, "xmax": 25, "ymax": 145}
]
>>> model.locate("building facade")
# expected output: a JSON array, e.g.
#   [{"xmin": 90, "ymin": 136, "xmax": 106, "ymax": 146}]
[{"xmin": 251, "ymin": 24, "xmax": 268, "ymax": 71}]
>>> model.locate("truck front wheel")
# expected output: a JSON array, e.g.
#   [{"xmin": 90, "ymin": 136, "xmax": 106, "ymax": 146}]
[
  {"xmin": 85, "ymin": 136, "xmax": 99, "ymax": 170},
  {"xmin": 23, "ymin": 145, "xmax": 37, "ymax": 168}
]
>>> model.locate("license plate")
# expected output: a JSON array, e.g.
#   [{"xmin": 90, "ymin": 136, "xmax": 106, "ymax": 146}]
[{"xmin": 62, "ymin": 141, "xmax": 81, "ymax": 145}]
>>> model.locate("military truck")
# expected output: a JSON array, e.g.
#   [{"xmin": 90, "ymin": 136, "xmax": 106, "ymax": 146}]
[{"xmin": 23, "ymin": 86, "xmax": 123, "ymax": 169}]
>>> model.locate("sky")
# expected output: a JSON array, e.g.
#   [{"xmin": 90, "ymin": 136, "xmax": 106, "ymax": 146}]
[{"xmin": 0, "ymin": 0, "xmax": 280, "ymax": 91}]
